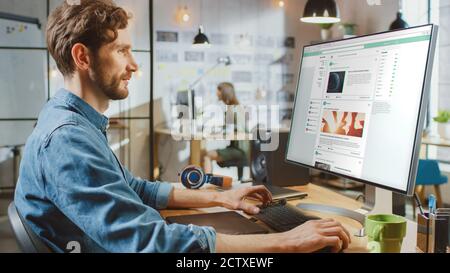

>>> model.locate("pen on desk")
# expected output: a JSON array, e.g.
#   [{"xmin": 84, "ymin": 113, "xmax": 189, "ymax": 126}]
[
  {"xmin": 428, "ymin": 194, "xmax": 436, "ymax": 214},
  {"xmin": 414, "ymin": 193, "xmax": 425, "ymax": 215}
]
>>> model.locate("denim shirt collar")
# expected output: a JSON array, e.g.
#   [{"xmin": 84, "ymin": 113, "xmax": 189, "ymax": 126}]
[{"xmin": 54, "ymin": 88, "xmax": 109, "ymax": 133}]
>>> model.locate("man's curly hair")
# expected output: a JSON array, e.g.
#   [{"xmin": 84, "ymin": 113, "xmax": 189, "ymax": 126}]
[{"xmin": 47, "ymin": 0, "xmax": 131, "ymax": 77}]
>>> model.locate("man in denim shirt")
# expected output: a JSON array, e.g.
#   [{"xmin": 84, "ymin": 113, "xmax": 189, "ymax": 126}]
[{"xmin": 15, "ymin": 0, "xmax": 350, "ymax": 253}]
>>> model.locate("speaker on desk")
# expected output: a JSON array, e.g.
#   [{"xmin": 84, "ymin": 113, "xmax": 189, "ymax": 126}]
[
  {"xmin": 250, "ymin": 131, "xmax": 310, "ymax": 187},
  {"xmin": 250, "ymin": 145, "xmax": 268, "ymax": 184}
]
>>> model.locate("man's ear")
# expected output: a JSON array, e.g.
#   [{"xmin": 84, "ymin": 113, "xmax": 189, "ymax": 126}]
[{"xmin": 71, "ymin": 43, "xmax": 91, "ymax": 71}]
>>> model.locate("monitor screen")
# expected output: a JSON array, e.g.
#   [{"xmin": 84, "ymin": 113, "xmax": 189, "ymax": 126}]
[
  {"xmin": 287, "ymin": 25, "xmax": 437, "ymax": 195},
  {"xmin": 176, "ymin": 90, "xmax": 194, "ymax": 106},
  {"xmin": 175, "ymin": 90, "xmax": 195, "ymax": 119}
]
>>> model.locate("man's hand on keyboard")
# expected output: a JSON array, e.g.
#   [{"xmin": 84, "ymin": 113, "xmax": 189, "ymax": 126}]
[{"xmin": 281, "ymin": 218, "xmax": 351, "ymax": 253}]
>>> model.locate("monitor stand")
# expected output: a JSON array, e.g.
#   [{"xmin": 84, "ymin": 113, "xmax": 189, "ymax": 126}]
[{"xmin": 296, "ymin": 185, "xmax": 393, "ymax": 237}]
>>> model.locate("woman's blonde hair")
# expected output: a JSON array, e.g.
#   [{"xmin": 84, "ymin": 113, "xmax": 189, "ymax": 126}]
[{"xmin": 217, "ymin": 82, "xmax": 239, "ymax": 105}]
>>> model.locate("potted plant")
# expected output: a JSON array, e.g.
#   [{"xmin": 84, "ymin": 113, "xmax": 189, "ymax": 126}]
[
  {"xmin": 340, "ymin": 23, "xmax": 358, "ymax": 38},
  {"xmin": 434, "ymin": 110, "xmax": 450, "ymax": 139}
]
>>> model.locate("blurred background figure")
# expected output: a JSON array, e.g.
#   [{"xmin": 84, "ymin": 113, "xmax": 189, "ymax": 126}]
[{"xmin": 202, "ymin": 82, "xmax": 248, "ymax": 174}]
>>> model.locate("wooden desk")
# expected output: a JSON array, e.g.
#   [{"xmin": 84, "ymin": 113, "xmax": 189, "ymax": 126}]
[
  {"xmin": 160, "ymin": 183, "xmax": 370, "ymax": 253},
  {"xmin": 421, "ymin": 136, "xmax": 450, "ymax": 163},
  {"xmin": 422, "ymin": 136, "xmax": 450, "ymax": 148}
]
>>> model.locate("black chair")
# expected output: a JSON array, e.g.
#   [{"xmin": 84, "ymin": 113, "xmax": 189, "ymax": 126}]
[{"xmin": 7, "ymin": 202, "xmax": 51, "ymax": 253}]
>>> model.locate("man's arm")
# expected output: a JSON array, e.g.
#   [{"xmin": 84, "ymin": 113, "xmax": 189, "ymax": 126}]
[
  {"xmin": 216, "ymin": 219, "xmax": 351, "ymax": 253},
  {"xmin": 167, "ymin": 185, "xmax": 273, "ymax": 215},
  {"xmin": 122, "ymin": 168, "xmax": 271, "ymax": 214},
  {"xmin": 167, "ymin": 188, "xmax": 222, "ymax": 208}
]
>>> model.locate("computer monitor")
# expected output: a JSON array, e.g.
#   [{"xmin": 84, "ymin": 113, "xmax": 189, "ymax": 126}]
[
  {"xmin": 286, "ymin": 25, "xmax": 438, "ymax": 219},
  {"xmin": 175, "ymin": 89, "xmax": 195, "ymax": 119}
]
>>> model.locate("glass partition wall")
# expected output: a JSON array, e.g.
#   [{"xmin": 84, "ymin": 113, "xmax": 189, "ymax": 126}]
[{"xmin": 0, "ymin": 0, "xmax": 154, "ymax": 194}]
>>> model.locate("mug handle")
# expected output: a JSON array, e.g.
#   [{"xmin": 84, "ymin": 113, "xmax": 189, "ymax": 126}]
[
  {"xmin": 373, "ymin": 225, "xmax": 384, "ymax": 241},
  {"xmin": 367, "ymin": 225, "xmax": 384, "ymax": 253}
]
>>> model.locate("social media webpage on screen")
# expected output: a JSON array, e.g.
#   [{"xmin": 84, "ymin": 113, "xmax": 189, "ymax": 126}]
[{"xmin": 287, "ymin": 26, "xmax": 433, "ymax": 192}]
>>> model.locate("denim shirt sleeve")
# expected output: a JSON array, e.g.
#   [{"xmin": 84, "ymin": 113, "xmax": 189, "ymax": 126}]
[
  {"xmin": 40, "ymin": 124, "xmax": 217, "ymax": 253},
  {"xmin": 122, "ymin": 167, "xmax": 173, "ymax": 210}
]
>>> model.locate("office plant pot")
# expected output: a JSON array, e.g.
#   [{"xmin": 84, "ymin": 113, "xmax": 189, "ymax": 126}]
[
  {"xmin": 340, "ymin": 23, "xmax": 357, "ymax": 38},
  {"xmin": 438, "ymin": 123, "xmax": 450, "ymax": 139}
]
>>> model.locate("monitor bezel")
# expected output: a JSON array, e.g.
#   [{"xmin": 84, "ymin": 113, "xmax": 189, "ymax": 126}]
[{"xmin": 285, "ymin": 24, "xmax": 438, "ymax": 196}]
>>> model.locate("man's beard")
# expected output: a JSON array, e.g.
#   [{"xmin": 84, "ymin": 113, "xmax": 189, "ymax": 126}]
[{"xmin": 89, "ymin": 58, "xmax": 130, "ymax": 101}]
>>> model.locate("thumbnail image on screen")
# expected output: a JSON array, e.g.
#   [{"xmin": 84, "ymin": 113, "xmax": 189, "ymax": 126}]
[
  {"xmin": 327, "ymin": 71, "xmax": 346, "ymax": 93},
  {"xmin": 321, "ymin": 111, "xmax": 365, "ymax": 138}
]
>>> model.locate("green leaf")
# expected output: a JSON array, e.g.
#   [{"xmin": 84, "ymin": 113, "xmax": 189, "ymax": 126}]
[{"xmin": 433, "ymin": 110, "xmax": 450, "ymax": 123}]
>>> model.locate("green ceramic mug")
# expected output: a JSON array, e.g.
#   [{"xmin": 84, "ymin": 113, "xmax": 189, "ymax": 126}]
[{"xmin": 365, "ymin": 214, "xmax": 407, "ymax": 253}]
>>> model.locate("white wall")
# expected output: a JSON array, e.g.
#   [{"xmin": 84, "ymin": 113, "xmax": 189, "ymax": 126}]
[
  {"xmin": 0, "ymin": 0, "xmax": 47, "ymax": 146},
  {"xmin": 0, "ymin": 0, "xmax": 152, "ymax": 121},
  {"xmin": 0, "ymin": 0, "xmax": 47, "ymax": 47},
  {"xmin": 0, "ymin": 0, "xmax": 153, "ymax": 180}
]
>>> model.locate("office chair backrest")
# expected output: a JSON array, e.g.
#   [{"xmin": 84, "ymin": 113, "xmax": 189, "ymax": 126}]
[
  {"xmin": 416, "ymin": 159, "xmax": 446, "ymax": 185},
  {"xmin": 7, "ymin": 202, "xmax": 52, "ymax": 253}
]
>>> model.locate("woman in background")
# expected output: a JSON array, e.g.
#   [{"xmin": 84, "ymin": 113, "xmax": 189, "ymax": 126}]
[{"xmin": 202, "ymin": 82, "xmax": 248, "ymax": 174}]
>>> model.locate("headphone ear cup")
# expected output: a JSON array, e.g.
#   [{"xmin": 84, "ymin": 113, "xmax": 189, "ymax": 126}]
[{"xmin": 179, "ymin": 166, "xmax": 205, "ymax": 189}]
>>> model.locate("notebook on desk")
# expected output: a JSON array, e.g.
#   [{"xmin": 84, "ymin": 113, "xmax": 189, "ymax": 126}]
[{"xmin": 166, "ymin": 211, "xmax": 269, "ymax": 235}]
